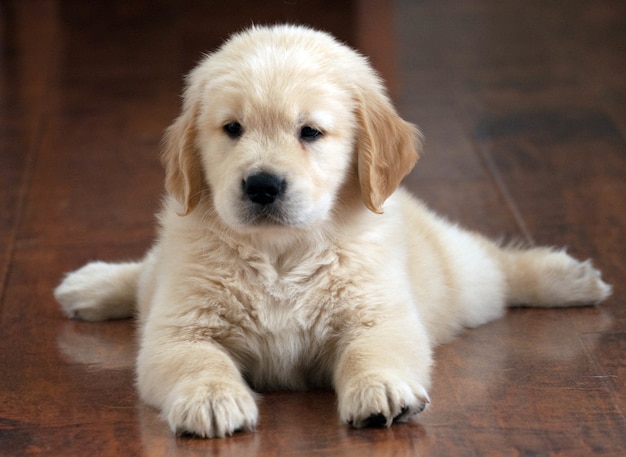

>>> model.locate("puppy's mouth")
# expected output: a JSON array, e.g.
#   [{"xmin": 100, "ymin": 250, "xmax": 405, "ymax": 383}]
[{"xmin": 239, "ymin": 206, "xmax": 295, "ymax": 227}]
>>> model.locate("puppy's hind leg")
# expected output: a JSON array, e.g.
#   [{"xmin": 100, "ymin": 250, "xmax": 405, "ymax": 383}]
[{"xmin": 54, "ymin": 261, "xmax": 142, "ymax": 321}]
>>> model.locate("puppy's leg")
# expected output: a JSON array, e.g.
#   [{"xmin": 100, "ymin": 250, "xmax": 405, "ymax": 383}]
[
  {"xmin": 54, "ymin": 261, "xmax": 141, "ymax": 321},
  {"xmin": 137, "ymin": 332, "xmax": 258, "ymax": 438},
  {"xmin": 334, "ymin": 315, "xmax": 432, "ymax": 428},
  {"xmin": 441, "ymin": 234, "xmax": 612, "ymax": 339}
]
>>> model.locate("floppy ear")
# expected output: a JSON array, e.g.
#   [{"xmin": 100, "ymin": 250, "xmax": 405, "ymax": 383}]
[
  {"xmin": 161, "ymin": 101, "xmax": 204, "ymax": 216},
  {"xmin": 355, "ymin": 88, "xmax": 422, "ymax": 214}
]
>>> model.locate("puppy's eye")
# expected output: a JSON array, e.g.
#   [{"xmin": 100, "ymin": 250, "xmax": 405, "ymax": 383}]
[
  {"xmin": 300, "ymin": 126, "xmax": 323, "ymax": 141},
  {"xmin": 223, "ymin": 122, "xmax": 243, "ymax": 139}
]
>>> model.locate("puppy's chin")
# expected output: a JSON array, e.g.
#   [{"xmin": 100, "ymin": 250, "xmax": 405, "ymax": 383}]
[
  {"xmin": 216, "ymin": 192, "xmax": 333, "ymax": 231},
  {"xmin": 238, "ymin": 206, "xmax": 300, "ymax": 228},
  {"xmin": 224, "ymin": 214, "xmax": 318, "ymax": 250},
  {"xmin": 221, "ymin": 202, "xmax": 333, "ymax": 240},
  {"xmin": 231, "ymin": 210, "xmax": 317, "ymax": 234}
]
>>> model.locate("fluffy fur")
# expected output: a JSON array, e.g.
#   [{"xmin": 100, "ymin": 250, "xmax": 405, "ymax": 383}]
[{"xmin": 55, "ymin": 24, "xmax": 611, "ymax": 438}]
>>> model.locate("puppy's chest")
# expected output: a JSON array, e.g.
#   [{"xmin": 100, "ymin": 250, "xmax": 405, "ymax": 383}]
[
  {"xmin": 195, "ymin": 242, "xmax": 380, "ymax": 387},
  {"xmin": 238, "ymin": 252, "xmax": 338, "ymax": 329},
  {"xmin": 198, "ymin": 240, "xmax": 378, "ymax": 337},
  {"xmin": 229, "ymin": 253, "xmax": 348, "ymax": 388}
]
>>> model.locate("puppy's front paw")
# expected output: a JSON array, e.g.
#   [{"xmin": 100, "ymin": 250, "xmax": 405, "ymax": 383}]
[
  {"xmin": 338, "ymin": 372, "xmax": 430, "ymax": 428},
  {"xmin": 165, "ymin": 379, "xmax": 259, "ymax": 438}
]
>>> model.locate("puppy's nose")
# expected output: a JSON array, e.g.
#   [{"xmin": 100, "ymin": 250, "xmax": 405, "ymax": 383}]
[{"xmin": 242, "ymin": 172, "xmax": 286, "ymax": 205}]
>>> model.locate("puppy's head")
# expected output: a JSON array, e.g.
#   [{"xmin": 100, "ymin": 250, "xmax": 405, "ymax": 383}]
[{"xmin": 162, "ymin": 25, "xmax": 421, "ymax": 232}]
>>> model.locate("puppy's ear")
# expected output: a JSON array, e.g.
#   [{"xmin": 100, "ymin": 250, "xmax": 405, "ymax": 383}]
[
  {"xmin": 355, "ymin": 88, "xmax": 422, "ymax": 214},
  {"xmin": 161, "ymin": 102, "xmax": 204, "ymax": 216}
]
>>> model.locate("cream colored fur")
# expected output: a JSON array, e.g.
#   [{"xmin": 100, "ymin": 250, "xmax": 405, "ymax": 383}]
[{"xmin": 54, "ymin": 25, "xmax": 611, "ymax": 438}]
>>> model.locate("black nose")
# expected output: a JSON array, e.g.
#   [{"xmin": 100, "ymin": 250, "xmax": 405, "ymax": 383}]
[{"xmin": 242, "ymin": 172, "xmax": 286, "ymax": 205}]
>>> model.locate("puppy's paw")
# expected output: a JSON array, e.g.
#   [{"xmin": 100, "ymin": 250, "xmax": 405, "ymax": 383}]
[
  {"xmin": 564, "ymin": 259, "xmax": 612, "ymax": 305},
  {"xmin": 540, "ymin": 253, "xmax": 612, "ymax": 306},
  {"xmin": 338, "ymin": 372, "xmax": 429, "ymax": 428},
  {"xmin": 165, "ymin": 379, "xmax": 259, "ymax": 438},
  {"xmin": 54, "ymin": 261, "xmax": 139, "ymax": 321}
]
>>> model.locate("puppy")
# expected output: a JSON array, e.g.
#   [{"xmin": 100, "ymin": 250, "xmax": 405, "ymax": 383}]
[{"xmin": 55, "ymin": 24, "xmax": 611, "ymax": 438}]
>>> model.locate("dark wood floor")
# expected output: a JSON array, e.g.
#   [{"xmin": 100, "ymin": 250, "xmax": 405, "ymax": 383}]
[{"xmin": 2, "ymin": 0, "xmax": 625, "ymax": 455}]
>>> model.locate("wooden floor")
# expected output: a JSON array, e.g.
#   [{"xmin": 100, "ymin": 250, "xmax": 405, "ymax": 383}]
[{"xmin": 1, "ymin": 1, "xmax": 625, "ymax": 455}]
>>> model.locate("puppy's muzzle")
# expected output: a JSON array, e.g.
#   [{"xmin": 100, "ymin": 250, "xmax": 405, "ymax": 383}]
[{"xmin": 242, "ymin": 172, "xmax": 286, "ymax": 206}]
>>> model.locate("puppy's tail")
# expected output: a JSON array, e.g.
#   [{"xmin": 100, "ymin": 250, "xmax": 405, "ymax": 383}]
[
  {"xmin": 54, "ymin": 261, "xmax": 142, "ymax": 321},
  {"xmin": 497, "ymin": 246, "xmax": 612, "ymax": 308}
]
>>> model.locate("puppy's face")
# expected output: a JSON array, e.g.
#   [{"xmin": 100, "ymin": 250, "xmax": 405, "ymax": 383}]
[
  {"xmin": 162, "ymin": 26, "xmax": 421, "ymax": 235},
  {"xmin": 197, "ymin": 58, "xmax": 357, "ymax": 231}
]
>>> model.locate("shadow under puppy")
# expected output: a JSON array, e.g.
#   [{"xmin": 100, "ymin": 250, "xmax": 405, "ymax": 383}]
[{"xmin": 55, "ymin": 24, "xmax": 612, "ymax": 438}]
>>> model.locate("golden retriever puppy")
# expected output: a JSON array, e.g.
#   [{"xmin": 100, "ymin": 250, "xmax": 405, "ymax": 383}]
[{"xmin": 55, "ymin": 24, "xmax": 611, "ymax": 438}]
